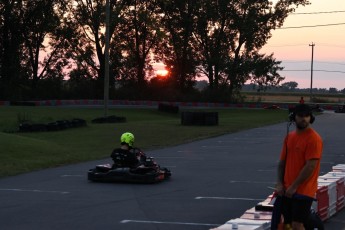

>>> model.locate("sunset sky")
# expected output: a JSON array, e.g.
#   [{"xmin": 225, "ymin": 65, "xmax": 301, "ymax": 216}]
[
  {"xmin": 262, "ymin": 0, "xmax": 345, "ymax": 90},
  {"xmin": 153, "ymin": 1, "xmax": 345, "ymax": 90}
]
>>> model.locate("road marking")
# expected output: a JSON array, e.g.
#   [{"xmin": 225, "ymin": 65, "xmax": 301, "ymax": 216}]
[
  {"xmin": 0, "ymin": 188, "xmax": 69, "ymax": 194},
  {"xmin": 257, "ymin": 169, "xmax": 275, "ymax": 172},
  {"xmin": 61, "ymin": 175, "xmax": 83, "ymax": 177},
  {"xmin": 202, "ymin": 146, "xmax": 234, "ymax": 148},
  {"xmin": 195, "ymin": 196, "xmax": 263, "ymax": 201},
  {"xmin": 120, "ymin": 219, "xmax": 219, "ymax": 227},
  {"xmin": 155, "ymin": 156, "xmax": 185, "ymax": 159},
  {"xmin": 229, "ymin": 180, "xmax": 275, "ymax": 184}
]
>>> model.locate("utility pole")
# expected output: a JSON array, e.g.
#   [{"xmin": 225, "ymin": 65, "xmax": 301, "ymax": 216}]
[
  {"xmin": 309, "ymin": 42, "xmax": 315, "ymax": 102},
  {"xmin": 104, "ymin": 0, "xmax": 110, "ymax": 117}
]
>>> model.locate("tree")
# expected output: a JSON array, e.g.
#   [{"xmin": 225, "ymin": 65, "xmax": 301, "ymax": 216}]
[
  {"xmin": 0, "ymin": 0, "xmax": 24, "ymax": 99},
  {"xmin": 67, "ymin": 0, "xmax": 128, "ymax": 97},
  {"xmin": 226, "ymin": 52, "xmax": 284, "ymax": 93},
  {"xmin": 0, "ymin": 0, "xmax": 74, "ymax": 100},
  {"xmin": 193, "ymin": 0, "xmax": 236, "ymax": 89},
  {"xmin": 156, "ymin": 0, "xmax": 200, "ymax": 91},
  {"xmin": 328, "ymin": 87, "xmax": 338, "ymax": 94},
  {"xmin": 20, "ymin": 0, "xmax": 71, "ymax": 92},
  {"xmin": 281, "ymin": 81, "xmax": 298, "ymax": 91},
  {"xmin": 117, "ymin": 0, "xmax": 163, "ymax": 87},
  {"xmin": 193, "ymin": 0, "xmax": 310, "ymax": 100},
  {"xmin": 0, "ymin": 0, "xmax": 312, "ymax": 101}
]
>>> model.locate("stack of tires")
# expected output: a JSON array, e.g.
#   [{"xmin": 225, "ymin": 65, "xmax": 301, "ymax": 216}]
[
  {"xmin": 19, "ymin": 118, "xmax": 86, "ymax": 132},
  {"xmin": 181, "ymin": 112, "xmax": 218, "ymax": 126}
]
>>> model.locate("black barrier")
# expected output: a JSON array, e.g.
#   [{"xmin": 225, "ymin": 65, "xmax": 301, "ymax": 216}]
[{"xmin": 181, "ymin": 112, "xmax": 218, "ymax": 126}]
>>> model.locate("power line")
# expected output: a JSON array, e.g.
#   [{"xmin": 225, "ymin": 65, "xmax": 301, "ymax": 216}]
[
  {"xmin": 266, "ymin": 44, "xmax": 345, "ymax": 48},
  {"xmin": 265, "ymin": 43, "xmax": 345, "ymax": 49},
  {"xmin": 281, "ymin": 61, "xmax": 345, "ymax": 66},
  {"xmin": 266, "ymin": 44, "xmax": 306, "ymax": 47},
  {"xmin": 317, "ymin": 44, "xmax": 345, "ymax": 49},
  {"xmin": 281, "ymin": 69, "xmax": 345, "ymax": 74},
  {"xmin": 312, "ymin": 61, "xmax": 345, "ymax": 66},
  {"xmin": 292, "ymin": 10, "xmax": 345, "ymax": 15},
  {"xmin": 279, "ymin": 60, "xmax": 307, "ymax": 62},
  {"xmin": 279, "ymin": 22, "xmax": 345, "ymax": 29}
]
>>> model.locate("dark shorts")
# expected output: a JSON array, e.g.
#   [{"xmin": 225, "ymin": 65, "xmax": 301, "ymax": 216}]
[{"xmin": 281, "ymin": 195, "xmax": 313, "ymax": 224}]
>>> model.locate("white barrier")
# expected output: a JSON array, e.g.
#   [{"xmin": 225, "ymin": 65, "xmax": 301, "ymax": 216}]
[
  {"xmin": 211, "ymin": 163, "xmax": 345, "ymax": 230},
  {"xmin": 210, "ymin": 218, "xmax": 270, "ymax": 230}
]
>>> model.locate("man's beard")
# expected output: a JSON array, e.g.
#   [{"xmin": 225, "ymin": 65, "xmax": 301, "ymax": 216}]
[{"xmin": 296, "ymin": 121, "xmax": 309, "ymax": 130}]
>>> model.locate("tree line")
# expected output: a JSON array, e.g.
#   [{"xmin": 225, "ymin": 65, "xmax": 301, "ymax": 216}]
[
  {"xmin": 242, "ymin": 81, "xmax": 345, "ymax": 94},
  {"xmin": 0, "ymin": 0, "xmax": 310, "ymax": 102}
]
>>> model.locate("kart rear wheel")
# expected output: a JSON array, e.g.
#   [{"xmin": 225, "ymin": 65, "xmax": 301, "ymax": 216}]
[{"xmin": 161, "ymin": 167, "xmax": 171, "ymax": 178}]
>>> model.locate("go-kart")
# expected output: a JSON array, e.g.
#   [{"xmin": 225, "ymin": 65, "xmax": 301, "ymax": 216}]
[{"xmin": 88, "ymin": 148, "xmax": 171, "ymax": 184}]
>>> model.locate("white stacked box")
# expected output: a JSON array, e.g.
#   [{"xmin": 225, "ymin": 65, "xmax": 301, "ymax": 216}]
[
  {"xmin": 327, "ymin": 171, "xmax": 345, "ymax": 177},
  {"xmin": 318, "ymin": 178, "xmax": 337, "ymax": 217},
  {"xmin": 320, "ymin": 172, "xmax": 345, "ymax": 210},
  {"xmin": 210, "ymin": 218, "xmax": 270, "ymax": 230},
  {"xmin": 240, "ymin": 207, "xmax": 272, "ymax": 221},
  {"xmin": 332, "ymin": 164, "xmax": 345, "ymax": 172},
  {"xmin": 313, "ymin": 185, "xmax": 329, "ymax": 221},
  {"xmin": 321, "ymin": 172, "xmax": 345, "ymax": 181},
  {"xmin": 210, "ymin": 164, "xmax": 345, "ymax": 230}
]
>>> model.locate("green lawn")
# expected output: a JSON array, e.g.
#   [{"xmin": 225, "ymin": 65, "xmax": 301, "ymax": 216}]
[{"xmin": 0, "ymin": 106, "xmax": 288, "ymax": 177}]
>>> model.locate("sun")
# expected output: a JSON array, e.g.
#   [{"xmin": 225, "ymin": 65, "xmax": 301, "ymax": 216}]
[{"xmin": 156, "ymin": 69, "xmax": 169, "ymax": 77}]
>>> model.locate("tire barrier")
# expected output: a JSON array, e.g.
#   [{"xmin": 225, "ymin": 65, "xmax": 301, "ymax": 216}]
[
  {"xmin": 10, "ymin": 101, "xmax": 36, "ymax": 106},
  {"xmin": 19, "ymin": 118, "xmax": 86, "ymax": 132},
  {"xmin": 181, "ymin": 111, "xmax": 218, "ymax": 126},
  {"xmin": 0, "ymin": 100, "xmax": 342, "ymax": 111},
  {"xmin": 210, "ymin": 164, "xmax": 345, "ymax": 230},
  {"xmin": 91, "ymin": 115, "xmax": 126, "ymax": 123},
  {"xmin": 158, "ymin": 103, "xmax": 179, "ymax": 113}
]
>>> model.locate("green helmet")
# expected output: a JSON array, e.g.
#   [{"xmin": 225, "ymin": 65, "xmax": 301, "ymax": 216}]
[{"xmin": 120, "ymin": 132, "xmax": 135, "ymax": 147}]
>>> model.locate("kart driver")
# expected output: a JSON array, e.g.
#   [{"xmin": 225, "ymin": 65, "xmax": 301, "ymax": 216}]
[{"xmin": 111, "ymin": 132, "xmax": 139, "ymax": 168}]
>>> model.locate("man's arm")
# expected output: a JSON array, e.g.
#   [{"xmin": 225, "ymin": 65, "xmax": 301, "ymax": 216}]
[
  {"xmin": 275, "ymin": 160, "xmax": 285, "ymax": 195},
  {"xmin": 285, "ymin": 159, "xmax": 319, "ymax": 198}
]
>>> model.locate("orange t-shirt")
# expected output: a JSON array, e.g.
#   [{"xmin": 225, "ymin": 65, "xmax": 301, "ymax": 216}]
[{"xmin": 280, "ymin": 128, "xmax": 323, "ymax": 198}]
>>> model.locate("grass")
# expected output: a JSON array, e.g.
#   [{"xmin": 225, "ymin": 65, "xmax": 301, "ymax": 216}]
[
  {"xmin": 242, "ymin": 91, "xmax": 345, "ymax": 103},
  {"xmin": 0, "ymin": 106, "xmax": 288, "ymax": 177}
]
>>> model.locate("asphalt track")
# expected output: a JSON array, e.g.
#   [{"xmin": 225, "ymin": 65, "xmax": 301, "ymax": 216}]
[{"xmin": 1, "ymin": 111, "xmax": 345, "ymax": 230}]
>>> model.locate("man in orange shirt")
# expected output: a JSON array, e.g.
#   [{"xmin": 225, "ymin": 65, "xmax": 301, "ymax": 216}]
[
  {"xmin": 275, "ymin": 104, "xmax": 323, "ymax": 230},
  {"xmin": 299, "ymin": 96, "xmax": 305, "ymax": 104}
]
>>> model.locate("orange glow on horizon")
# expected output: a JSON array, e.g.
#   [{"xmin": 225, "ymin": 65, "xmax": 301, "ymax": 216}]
[{"xmin": 156, "ymin": 69, "xmax": 169, "ymax": 77}]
